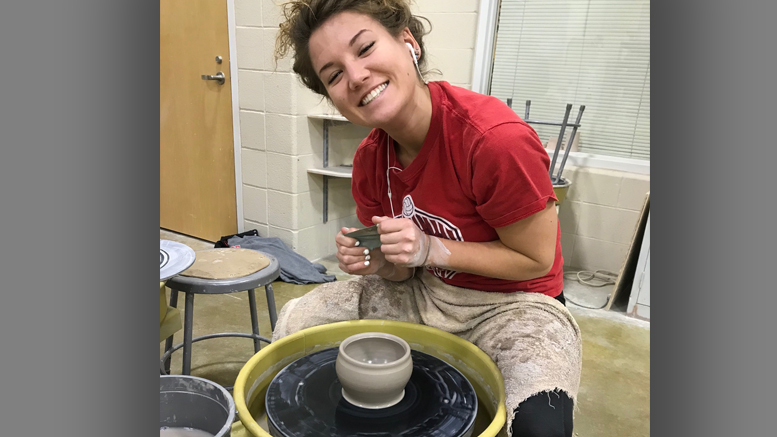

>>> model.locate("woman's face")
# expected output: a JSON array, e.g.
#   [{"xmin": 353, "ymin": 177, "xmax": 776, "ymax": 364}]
[{"xmin": 309, "ymin": 11, "xmax": 420, "ymax": 128}]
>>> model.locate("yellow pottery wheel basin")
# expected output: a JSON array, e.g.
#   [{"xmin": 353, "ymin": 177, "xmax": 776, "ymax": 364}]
[{"xmin": 231, "ymin": 320, "xmax": 507, "ymax": 437}]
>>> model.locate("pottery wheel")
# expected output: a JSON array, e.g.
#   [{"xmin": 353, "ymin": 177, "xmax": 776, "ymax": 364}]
[{"xmin": 265, "ymin": 348, "xmax": 477, "ymax": 437}]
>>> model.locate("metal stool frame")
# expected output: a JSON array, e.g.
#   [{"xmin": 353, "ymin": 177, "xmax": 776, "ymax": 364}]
[{"xmin": 160, "ymin": 251, "xmax": 280, "ymax": 377}]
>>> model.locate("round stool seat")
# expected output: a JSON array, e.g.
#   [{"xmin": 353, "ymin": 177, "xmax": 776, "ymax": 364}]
[
  {"xmin": 161, "ymin": 248, "xmax": 281, "ymax": 379},
  {"xmin": 166, "ymin": 249, "xmax": 280, "ymax": 294}
]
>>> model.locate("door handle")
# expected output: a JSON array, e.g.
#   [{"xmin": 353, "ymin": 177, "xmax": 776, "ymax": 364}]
[{"xmin": 201, "ymin": 71, "xmax": 225, "ymax": 85}]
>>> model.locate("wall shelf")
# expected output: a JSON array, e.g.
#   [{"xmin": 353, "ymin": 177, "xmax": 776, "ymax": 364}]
[
  {"xmin": 307, "ymin": 114, "xmax": 353, "ymax": 223},
  {"xmin": 307, "ymin": 166, "xmax": 353, "ymax": 178},
  {"xmin": 307, "ymin": 113, "xmax": 349, "ymax": 122}
]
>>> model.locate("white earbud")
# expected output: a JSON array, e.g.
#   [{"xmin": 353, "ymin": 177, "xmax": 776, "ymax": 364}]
[
  {"xmin": 406, "ymin": 42, "xmax": 418, "ymax": 64},
  {"xmin": 405, "ymin": 42, "xmax": 427, "ymax": 84}
]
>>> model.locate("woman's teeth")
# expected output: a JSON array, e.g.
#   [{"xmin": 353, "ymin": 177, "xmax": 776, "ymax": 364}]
[{"xmin": 361, "ymin": 83, "xmax": 387, "ymax": 106}]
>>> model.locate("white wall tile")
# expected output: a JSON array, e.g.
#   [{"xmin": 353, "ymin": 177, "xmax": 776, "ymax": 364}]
[
  {"xmin": 451, "ymin": 82, "xmax": 472, "ymax": 90},
  {"xmin": 264, "ymin": 115, "xmax": 332, "ymax": 156},
  {"xmin": 267, "ymin": 190, "xmax": 293, "ymax": 227},
  {"xmin": 560, "ymin": 232, "xmax": 576, "ymax": 267},
  {"xmin": 297, "ymin": 116, "xmax": 324, "ymax": 157},
  {"xmin": 296, "ymin": 154, "xmax": 321, "ymax": 193},
  {"xmin": 243, "ymin": 185, "xmax": 267, "ymax": 224},
  {"xmin": 327, "ymin": 124, "xmax": 372, "ymax": 166},
  {"xmin": 557, "ymin": 200, "xmax": 580, "ymax": 235},
  {"xmin": 239, "ymin": 110, "xmax": 265, "ymax": 151},
  {"xmin": 268, "ymin": 225, "xmax": 294, "ymax": 249},
  {"xmin": 264, "ymin": 72, "xmax": 296, "ymax": 114},
  {"xmin": 297, "ymin": 223, "xmax": 330, "ymax": 261},
  {"xmin": 416, "ymin": 0, "xmax": 479, "ymax": 13},
  {"xmin": 244, "ymin": 220, "xmax": 269, "ymax": 238},
  {"xmin": 262, "ymin": 0, "xmax": 283, "ymax": 28},
  {"xmin": 267, "ymin": 190, "xmax": 323, "ymax": 229},
  {"xmin": 570, "ymin": 237, "xmax": 629, "ymax": 273},
  {"xmin": 326, "ymin": 178, "xmax": 357, "ymax": 220},
  {"xmin": 236, "ymin": 27, "xmax": 265, "ymax": 70},
  {"xmin": 617, "ymin": 175, "xmax": 651, "ymax": 211},
  {"xmin": 265, "ymin": 113, "xmax": 295, "ymax": 154},
  {"xmin": 553, "ymin": 166, "xmax": 648, "ymax": 270},
  {"xmin": 263, "ymin": 28, "xmax": 291, "ymax": 72},
  {"xmin": 575, "ymin": 203, "xmax": 640, "ymax": 245},
  {"xmin": 567, "ymin": 168, "xmax": 622, "ymax": 207},
  {"xmin": 423, "ymin": 13, "xmax": 478, "ymax": 50},
  {"xmin": 428, "ymin": 49, "xmax": 474, "ymax": 85},
  {"xmin": 298, "ymin": 190, "xmax": 325, "ymax": 228},
  {"xmin": 294, "ymin": 78, "xmax": 328, "ymax": 115},
  {"xmin": 234, "ymin": 0, "xmax": 262, "ymax": 27},
  {"xmin": 237, "ymin": 70, "xmax": 264, "ymax": 111},
  {"xmin": 241, "ymin": 148, "xmax": 267, "ymax": 188},
  {"xmin": 266, "ymin": 152, "xmax": 296, "ymax": 193}
]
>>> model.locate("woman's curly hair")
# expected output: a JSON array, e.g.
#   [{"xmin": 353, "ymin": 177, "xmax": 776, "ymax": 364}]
[{"xmin": 274, "ymin": 0, "xmax": 431, "ymax": 98}]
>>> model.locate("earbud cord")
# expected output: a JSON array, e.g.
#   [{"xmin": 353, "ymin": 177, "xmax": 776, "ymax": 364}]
[
  {"xmin": 411, "ymin": 51, "xmax": 427, "ymax": 85},
  {"xmin": 387, "ymin": 133, "xmax": 424, "ymax": 282},
  {"xmin": 386, "ymin": 44, "xmax": 425, "ymax": 217},
  {"xmin": 386, "ymin": 134, "xmax": 403, "ymax": 218}
]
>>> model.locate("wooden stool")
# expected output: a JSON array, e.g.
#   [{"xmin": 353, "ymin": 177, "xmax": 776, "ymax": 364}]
[{"xmin": 160, "ymin": 249, "xmax": 280, "ymax": 378}]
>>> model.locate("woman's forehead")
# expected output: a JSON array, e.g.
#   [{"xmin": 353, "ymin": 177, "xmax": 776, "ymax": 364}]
[
  {"xmin": 309, "ymin": 12, "xmax": 388, "ymax": 66},
  {"xmin": 310, "ymin": 12, "xmax": 388, "ymax": 48}
]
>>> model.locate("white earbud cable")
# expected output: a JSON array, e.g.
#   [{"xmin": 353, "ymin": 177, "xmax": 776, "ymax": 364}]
[{"xmin": 386, "ymin": 134, "xmax": 403, "ymax": 218}]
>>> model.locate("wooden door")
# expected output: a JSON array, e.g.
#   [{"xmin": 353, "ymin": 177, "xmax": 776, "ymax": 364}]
[{"xmin": 160, "ymin": 0, "xmax": 237, "ymax": 241}]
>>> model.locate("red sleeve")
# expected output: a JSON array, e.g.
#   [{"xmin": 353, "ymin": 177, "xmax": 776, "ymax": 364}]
[
  {"xmin": 351, "ymin": 141, "xmax": 384, "ymax": 227},
  {"xmin": 471, "ymin": 121, "xmax": 557, "ymax": 228}
]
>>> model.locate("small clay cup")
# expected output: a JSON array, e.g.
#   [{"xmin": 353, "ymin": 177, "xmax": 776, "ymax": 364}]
[{"xmin": 335, "ymin": 332, "xmax": 413, "ymax": 409}]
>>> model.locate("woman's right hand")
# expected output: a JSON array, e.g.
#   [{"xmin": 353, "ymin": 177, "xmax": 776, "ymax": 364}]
[{"xmin": 335, "ymin": 227, "xmax": 387, "ymax": 275}]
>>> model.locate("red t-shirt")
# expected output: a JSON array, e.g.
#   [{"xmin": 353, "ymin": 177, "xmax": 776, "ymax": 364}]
[{"xmin": 351, "ymin": 81, "xmax": 564, "ymax": 296}]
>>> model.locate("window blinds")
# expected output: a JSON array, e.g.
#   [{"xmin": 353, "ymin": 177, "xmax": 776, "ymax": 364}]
[{"xmin": 489, "ymin": 0, "xmax": 650, "ymax": 160}]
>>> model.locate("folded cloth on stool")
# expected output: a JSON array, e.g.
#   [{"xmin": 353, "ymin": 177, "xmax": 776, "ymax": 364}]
[{"xmin": 225, "ymin": 235, "xmax": 337, "ymax": 285}]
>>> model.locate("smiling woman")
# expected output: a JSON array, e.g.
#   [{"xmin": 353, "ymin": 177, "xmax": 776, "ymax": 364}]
[{"xmin": 270, "ymin": 1, "xmax": 583, "ymax": 436}]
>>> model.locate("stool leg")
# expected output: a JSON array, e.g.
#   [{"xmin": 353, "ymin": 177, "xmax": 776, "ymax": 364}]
[
  {"xmin": 265, "ymin": 283, "xmax": 278, "ymax": 333},
  {"xmin": 182, "ymin": 292, "xmax": 195, "ymax": 375},
  {"xmin": 163, "ymin": 289, "xmax": 179, "ymax": 374},
  {"xmin": 247, "ymin": 288, "xmax": 262, "ymax": 353}
]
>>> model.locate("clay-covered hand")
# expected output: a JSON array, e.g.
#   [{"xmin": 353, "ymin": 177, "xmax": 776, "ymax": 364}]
[
  {"xmin": 372, "ymin": 216, "xmax": 450, "ymax": 268},
  {"xmin": 335, "ymin": 227, "xmax": 388, "ymax": 275}
]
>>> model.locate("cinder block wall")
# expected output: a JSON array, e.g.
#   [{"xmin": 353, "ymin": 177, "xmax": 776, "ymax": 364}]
[
  {"xmin": 558, "ymin": 166, "xmax": 650, "ymax": 273},
  {"xmin": 234, "ymin": 0, "xmax": 479, "ymax": 261}
]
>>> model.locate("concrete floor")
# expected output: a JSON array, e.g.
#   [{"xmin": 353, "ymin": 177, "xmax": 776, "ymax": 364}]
[{"xmin": 160, "ymin": 229, "xmax": 650, "ymax": 436}]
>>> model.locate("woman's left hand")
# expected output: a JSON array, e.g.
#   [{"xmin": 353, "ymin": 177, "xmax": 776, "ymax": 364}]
[{"xmin": 372, "ymin": 216, "xmax": 433, "ymax": 268}]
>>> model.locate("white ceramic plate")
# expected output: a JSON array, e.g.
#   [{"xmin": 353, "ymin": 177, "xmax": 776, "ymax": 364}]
[{"xmin": 160, "ymin": 240, "xmax": 196, "ymax": 282}]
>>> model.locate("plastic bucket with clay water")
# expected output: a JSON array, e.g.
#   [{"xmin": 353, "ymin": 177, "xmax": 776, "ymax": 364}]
[
  {"xmin": 160, "ymin": 375, "xmax": 236, "ymax": 437},
  {"xmin": 230, "ymin": 320, "xmax": 507, "ymax": 437}
]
